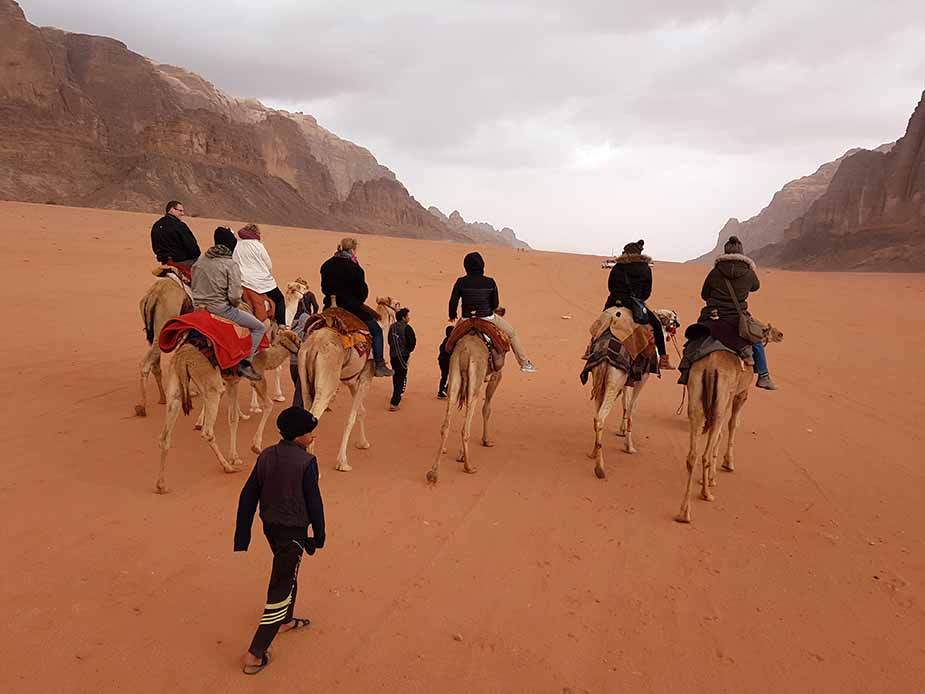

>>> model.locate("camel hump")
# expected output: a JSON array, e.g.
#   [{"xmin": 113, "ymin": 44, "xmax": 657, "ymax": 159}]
[{"xmin": 446, "ymin": 318, "xmax": 511, "ymax": 355}]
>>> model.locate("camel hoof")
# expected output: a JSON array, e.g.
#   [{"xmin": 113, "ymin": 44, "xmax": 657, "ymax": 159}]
[
  {"xmin": 250, "ymin": 407, "xmax": 263, "ymax": 415},
  {"xmin": 722, "ymin": 463, "xmax": 735, "ymax": 472},
  {"xmin": 463, "ymin": 465, "xmax": 478, "ymax": 474},
  {"xmin": 426, "ymin": 470, "xmax": 438, "ymax": 484},
  {"xmin": 251, "ymin": 444, "xmax": 261, "ymax": 455},
  {"xmin": 335, "ymin": 463, "xmax": 353, "ymax": 472},
  {"xmin": 700, "ymin": 491, "xmax": 714, "ymax": 502},
  {"xmin": 355, "ymin": 441, "xmax": 371, "ymax": 450},
  {"xmin": 272, "ymin": 395, "xmax": 286, "ymax": 403},
  {"xmin": 155, "ymin": 484, "xmax": 170, "ymax": 495},
  {"xmin": 325, "ymin": 406, "xmax": 333, "ymax": 413},
  {"xmin": 615, "ymin": 431, "xmax": 626, "ymax": 438},
  {"xmin": 625, "ymin": 447, "xmax": 638, "ymax": 455},
  {"xmin": 674, "ymin": 513, "xmax": 692, "ymax": 524},
  {"xmin": 223, "ymin": 465, "xmax": 242, "ymax": 475},
  {"xmin": 157, "ymin": 397, "xmax": 167, "ymax": 405},
  {"xmin": 481, "ymin": 440, "xmax": 494, "ymax": 448},
  {"xmin": 194, "ymin": 424, "xmax": 203, "ymax": 431},
  {"xmin": 135, "ymin": 405, "xmax": 147, "ymax": 417},
  {"xmin": 594, "ymin": 465, "xmax": 606, "ymax": 479}
]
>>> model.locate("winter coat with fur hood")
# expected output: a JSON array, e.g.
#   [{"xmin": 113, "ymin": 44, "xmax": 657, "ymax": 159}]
[
  {"xmin": 604, "ymin": 254, "xmax": 652, "ymax": 309},
  {"xmin": 698, "ymin": 253, "xmax": 760, "ymax": 326}
]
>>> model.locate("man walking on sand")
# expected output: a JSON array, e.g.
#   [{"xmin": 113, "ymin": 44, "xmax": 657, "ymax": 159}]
[
  {"xmin": 234, "ymin": 407, "xmax": 326, "ymax": 676},
  {"xmin": 387, "ymin": 307, "xmax": 416, "ymax": 411}
]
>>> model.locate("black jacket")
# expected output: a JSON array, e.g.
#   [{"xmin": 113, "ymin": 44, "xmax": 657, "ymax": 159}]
[
  {"xmin": 320, "ymin": 254, "xmax": 369, "ymax": 318},
  {"xmin": 604, "ymin": 254, "xmax": 652, "ymax": 309},
  {"xmin": 151, "ymin": 214, "xmax": 201, "ymax": 264},
  {"xmin": 234, "ymin": 440, "xmax": 325, "ymax": 552},
  {"xmin": 698, "ymin": 253, "xmax": 760, "ymax": 326},
  {"xmin": 449, "ymin": 252, "xmax": 499, "ymax": 320},
  {"xmin": 388, "ymin": 321, "xmax": 416, "ymax": 366}
]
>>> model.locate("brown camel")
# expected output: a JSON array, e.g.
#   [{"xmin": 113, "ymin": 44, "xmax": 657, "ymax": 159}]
[
  {"xmin": 296, "ymin": 297, "xmax": 398, "ymax": 472},
  {"xmin": 155, "ymin": 328, "xmax": 301, "ymax": 494},
  {"xmin": 427, "ymin": 333, "xmax": 503, "ymax": 483},
  {"xmin": 136, "ymin": 277, "xmax": 189, "ymax": 417},
  {"xmin": 675, "ymin": 324, "xmax": 784, "ymax": 523},
  {"xmin": 587, "ymin": 308, "xmax": 678, "ymax": 479}
]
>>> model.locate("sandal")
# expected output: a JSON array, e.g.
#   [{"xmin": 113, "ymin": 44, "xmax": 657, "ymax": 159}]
[
  {"xmin": 243, "ymin": 651, "xmax": 271, "ymax": 676},
  {"xmin": 283, "ymin": 617, "xmax": 311, "ymax": 632}
]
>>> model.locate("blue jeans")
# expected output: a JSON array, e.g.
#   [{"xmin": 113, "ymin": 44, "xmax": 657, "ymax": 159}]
[
  {"xmin": 365, "ymin": 319, "xmax": 384, "ymax": 364},
  {"xmin": 213, "ymin": 305, "xmax": 266, "ymax": 358},
  {"xmin": 752, "ymin": 342, "xmax": 769, "ymax": 376}
]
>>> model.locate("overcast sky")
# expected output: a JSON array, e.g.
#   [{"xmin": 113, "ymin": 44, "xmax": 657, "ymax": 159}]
[{"xmin": 21, "ymin": 0, "xmax": 925, "ymax": 259}]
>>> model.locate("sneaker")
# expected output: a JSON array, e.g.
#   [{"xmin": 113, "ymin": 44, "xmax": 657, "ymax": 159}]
[
  {"xmin": 437, "ymin": 391, "xmax": 448, "ymax": 400},
  {"xmin": 374, "ymin": 362, "xmax": 394, "ymax": 378},
  {"xmin": 238, "ymin": 360, "xmax": 263, "ymax": 382},
  {"xmin": 658, "ymin": 355, "xmax": 675, "ymax": 370},
  {"xmin": 389, "ymin": 404, "xmax": 400, "ymax": 412},
  {"xmin": 756, "ymin": 374, "xmax": 778, "ymax": 390},
  {"xmin": 520, "ymin": 361, "xmax": 537, "ymax": 373}
]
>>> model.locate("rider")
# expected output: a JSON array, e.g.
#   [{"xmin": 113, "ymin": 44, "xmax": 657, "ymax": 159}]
[
  {"xmin": 234, "ymin": 224, "xmax": 287, "ymax": 326},
  {"xmin": 448, "ymin": 252, "xmax": 536, "ymax": 373},
  {"xmin": 699, "ymin": 235, "xmax": 776, "ymax": 390},
  {"xmin": 151, "ymin": 200, "xmax": 201, "ymax": 271},
  {"xmin": 190, "ymin": 228, "xmax": 265, "ymax": 381},
  {"xmin": 319, "ymin": 238, "xmax": 392, "ymax": 377},
  {"xmin": 604, "ymin": 240, "xmax": 673, "ymax": 370}
]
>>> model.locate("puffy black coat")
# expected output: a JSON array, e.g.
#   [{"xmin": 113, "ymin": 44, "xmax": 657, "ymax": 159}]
[
  {"xmin": 449, "ymin": 252, "xmax": 499, "ymax": 319},
  {"xmin": 320, "ymin": 254, "xmax": 369, "ymax": 318},
  {"xmin": 604, "ymin": 254, "xmax": 652, "ymax": 309},
  {"xmin": 151, "ymin": 214, "xmax": 201, "ymax": 264},
  {"xmin": 698, "ymin": 253, "xmax": 760, "ymax": 326}
]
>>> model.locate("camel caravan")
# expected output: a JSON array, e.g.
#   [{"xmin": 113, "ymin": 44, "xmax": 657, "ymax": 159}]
[{"xmin": 138, "ymin": 204, "xmax": 782, "ymax": 522}]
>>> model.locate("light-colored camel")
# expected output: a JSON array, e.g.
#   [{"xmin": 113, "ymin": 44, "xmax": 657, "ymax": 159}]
[
  {"xmin": 155, "ymin": 329, "xmax": 301, "ymax": 494},
  {"xmin": 587, "ymin": 308, "xmax": 679, "ymax": 479},
  {"xmin": 427, "ymin": 333, "xmax": 503, "ymax": 483},
  {"xmin": 136, "ymin": 277, "xmax": 189, "ymax": 417},
  {"xmin": 296, "ymin": 297, "xmax": 398, "ymax": 472},
  {"xmin": 676, "ymin": 324, "xmax": 784, "ymax": 523}
]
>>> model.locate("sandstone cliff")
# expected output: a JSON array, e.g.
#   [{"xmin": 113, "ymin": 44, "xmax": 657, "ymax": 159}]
[
  {"xmin": 0, "ymin": 0, "xmax": 523, "ymax": 246},
  {"xmin": 428, "ymin": 207, "xmax": 530, "ymax": 249}
]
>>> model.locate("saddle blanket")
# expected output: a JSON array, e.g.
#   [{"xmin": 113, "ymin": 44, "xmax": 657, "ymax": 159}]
[
  {"xmin": 579, "ymin": 328, "xmax": 659, "ymax": 388},
  {"xmin": 159, "ymin": 309, "xmax": 270, "ymax": 369},
  {"xmin": 305, "ymin": 308, "xmax": 372, "ymax": 355},
  {"xmin": 445, "ymin": 318, "xmax": 511, "ymax": 354}
]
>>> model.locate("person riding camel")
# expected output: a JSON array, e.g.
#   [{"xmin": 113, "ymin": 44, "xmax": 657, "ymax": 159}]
[
  {"xmin": 233, "ymin": 224, "xmax": 287, "ymax": 327},
  {"xmin": 151, "ymin": 200, "xmax": 201, "ymax": 271},
  {"xmin": 698, "ymin": 235, "xmax": 777, "ymax": 390},
  {"xmin": 319, "ymin": 238, "xmax": 393, "ymax": 378},
  {"xmin": 604, "ymin": 240, "xmax": 673, "ymax": 370},
  {"xmin": 190, "ymin": 227, "xmax": 265, "ymax": 381},
  {"xmin": 448, "ymin": 251, "xmax": 536, "ymax": 373}
]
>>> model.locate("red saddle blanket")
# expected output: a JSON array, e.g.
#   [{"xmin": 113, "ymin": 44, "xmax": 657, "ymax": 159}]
[
  {"xmin": 158, "ymin": 309, "xmax": 270, "ymax": 369},
  {"xmin": 445, "ymin": 318, "xmax": 511, "ymax": 354}
]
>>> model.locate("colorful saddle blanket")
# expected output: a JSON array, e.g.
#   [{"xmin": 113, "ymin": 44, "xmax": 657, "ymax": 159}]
[
  {"xmin": 445, "ymin": 318, "xmax": 511, "ymax": 355},
  {"xmin": 304, "ymin": 307, "xmax": 373, "ymax": 356},
  {"xmin": 158, "ymin": 309, "xmax": 270, "ymax": 369},
  {"xmin": 579, "ymin": 322, "xmax": 659, "ymax": 388}
]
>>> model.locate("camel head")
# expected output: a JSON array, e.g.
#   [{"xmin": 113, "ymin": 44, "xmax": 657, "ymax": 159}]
[
  {"xmin": 274, "ymin": 328, "xmax": 303, "ymax": 354},
  {"xmin": 764, "ymin": 323, "xmax": 784, "ymax": 343},
  {"xmin": 653, "ymin": 309, "xmax": 680, "ymax": 338},
  {"xmin": 376, "ymin": 296, "xmax": 401, "ymax": 311},
  {"xmin": 285, "ymin": 277, "xmax": 311, "ymax": 299}
]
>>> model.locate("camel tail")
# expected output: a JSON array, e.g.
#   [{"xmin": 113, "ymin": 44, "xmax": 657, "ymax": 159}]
[
  {"xmin": 701, "ymin": 367, "xmax": 719, "ymax": 434},
  {"xmin": 455, "ymin": 352, "xmax": 471, "ymax": 411},
  {"xmin": 141, "ymin": 291, "xmax": 157, "ymax": 345},
  {"xmin": 178, "ymin": 361, "xmax": 193, "ymax": 416}
]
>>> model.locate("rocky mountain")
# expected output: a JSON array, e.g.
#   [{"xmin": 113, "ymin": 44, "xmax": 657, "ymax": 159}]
[
  {"xmin": 691, "ymin": 143, "xmax": 893, "ymax": 264},
  {"xmin": 428, "ymin": 207, "xmax": 530, "ymax": 249},
  {"xmin": 753, "ymin": 91, "xmax": 925, "ymax": 271},
  {"xmin": 0, "ymin": 0, "xmax": 520, "ymax": 246}
]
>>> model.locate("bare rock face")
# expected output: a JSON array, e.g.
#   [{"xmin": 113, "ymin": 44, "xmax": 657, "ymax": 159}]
[
  {"xmin": 754, "ymin": 91, "xmax": 925, "ymax": 271},
  {"xmin": 428, "ymin": 207, "xmax": 530, "ymax": 248},
  {"xmin": 0, "ymin": 0, "xmax": 523, "ymax": 246},
  {"xmin": 690, "ymin": 145, "xmax": 893, "ymax": 264}
]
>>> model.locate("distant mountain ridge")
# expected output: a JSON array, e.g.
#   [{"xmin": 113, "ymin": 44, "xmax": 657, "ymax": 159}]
[{"xmin": 427, "ymin": 207, "xmax": 530, "ymax": 249}]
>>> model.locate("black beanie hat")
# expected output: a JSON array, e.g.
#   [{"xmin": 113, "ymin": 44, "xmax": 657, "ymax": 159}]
[
  {"xmin": 277, "ymin": 407, "xmax": 317, "ymax": 440},
  {"xmin": 622, "ymin": 239, "xmax": 645, "ymax": 255},
  {"xmin": 724, "ymin": 235, "xmax": 744, "ymax": 255},
  {"xmin": 214, "ymin": 226, "xmax": 237, "ymax": 251}
]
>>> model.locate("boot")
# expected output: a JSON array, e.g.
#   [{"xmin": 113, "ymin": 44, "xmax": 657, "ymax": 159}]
[
  {"xmin": 437, "ymin": 391, "xmax": 448, "ymax": 400},
  {"xmin": 238, "ymin": 360, "xmax": 263, "ymax": 382},
  {"xmin": 374, "ymin": 361, "xmax": 393, "ymax": 377},
  {"xmin": 658, "ymin": 354, "xmax": 675, "ymax": 370},
  {"xmin": 756, "ymin": 373, "xmax": 778, "ymax": 390}
]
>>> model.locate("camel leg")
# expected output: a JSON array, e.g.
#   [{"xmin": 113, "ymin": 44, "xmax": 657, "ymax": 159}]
[
  {"xmin": 722, "ymin": 390, "xmax": 749, "ymax": 472},
  {"xmin": 152, "ymin": 355, "xmax": 167, "ymax": 405},
  {"xmin": 616, "ymin": 385, "xmax": 631, "ymax": 437},
  {"xmin": 156, "ymin": 369, "xmax": 183, "ymax": 494},
  {"xmin": 334, "ymin": 378, "xmax": 368, "ymax": 472},
  {"xmin": 676, "ymin": 384, "xmax": 703, "ymax": 523},
  {"xmin": 271, "ymin": 365, "xmax": 286, "ymax": 402},
  {"xmin": 460, "ymin": 390, "xmax": 481, "ymax": 474},
  {"xmin": 249, "ymin": 384, "xmax": 262, "ymax": 414},
  {"xmin": 700, "ymin": 384, "xmax": 734, "ymax": 498},
  {"xmin": 198, "ymin": 383, "xmax": 236, "ymax": 473},
  {"xmin": 250, "ymin": 379, "xmax": 274, "ymax": 455},
  {"xmin": 225, "ymin": 381, "xmax": 243, "ymax": 469},
  {"xmin": 137, "ymin": 345, "xmax": 160, "ymax": 417},
  {"xmin": 194, "ymin": 404, "xmax": 205, "ymax": 430},
  {"xmin": 354, "ymin": 382, "xmax": 371, "ymax": 450},
  {"xmin": 591, "ymin": 367, "xmax": 624, "ymax": 479},
  {"xmin": 622, "ymin": 375, "xmax": 647, "ymax": 455},
  {"xmin": 427, "ymin": 365, "xmax": 460, "ymax": 484},
  {"xmin": 481, "ymin": 373, "xmax": 501, "ymax": 447}
]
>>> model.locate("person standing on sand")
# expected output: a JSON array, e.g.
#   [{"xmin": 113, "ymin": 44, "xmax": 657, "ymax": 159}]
[
  {"xmin": 234, "ymin": 407, "xmax": 325, "ymax": 676},
  {"xmin": 387, "ymin": 307, "xmax": 416, "ymax": 411},
  {"xmin": 437, "ymin": 325, "xmax": 453, "ymax": 399},
  {"xmin": 150, "ymin": 200, "xmax": 200, "ymax": 270},
  {"xmin": 448, "ymin": 251, "xmax": 537, "ymax": 373}
]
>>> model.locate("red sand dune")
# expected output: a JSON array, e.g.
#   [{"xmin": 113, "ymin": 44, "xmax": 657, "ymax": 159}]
[{"xmin": 1, "ymin": 201, "xmax": 923, "ymax": 693}]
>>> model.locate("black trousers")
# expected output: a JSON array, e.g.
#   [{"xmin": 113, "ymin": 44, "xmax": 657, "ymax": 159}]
[
  {"xmin": 265, "ymin": 287, "xmax": 287, "ymax": 325},
  {"xmin": 248, "ymin": 525, "xmax": 306, "ymax": 658},
  {"xmin": 290, "ymin": 365, "xmax": 303, "ymax": 409},
  {"xmin": 390, "ymin": 358, "xmax": 408, "ymax": 407},
  {"xmin": 648, "ymin": 312, "xmax": 667, "ymax": 357},
  {"xmin": 438, "ymin": 361, "xmax": 450, "ymax": 395}
]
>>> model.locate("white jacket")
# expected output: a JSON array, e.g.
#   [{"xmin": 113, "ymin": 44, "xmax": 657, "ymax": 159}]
[{"xmin": 233, "ymin": 239, "xmax": 277, "ymax": 293}]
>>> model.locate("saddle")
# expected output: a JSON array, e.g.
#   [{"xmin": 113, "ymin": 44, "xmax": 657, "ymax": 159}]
[
  {"xmin": 304, "ymin": 307, "xmax": 373, "ymax": 356},
  {"xmin": 581, "ymin": 309, "xmax": 659, "ymax": 389},
  {"xmin": 159, "ymin": 309, "xmax": 270, "ymax": 370},
  {"xmin": 242, "ymin": 287, "xmax": 276, "ymax": 323},
  {"xmin": 445, "ymin": 318, "xmax": 511, "ymax": 373}
]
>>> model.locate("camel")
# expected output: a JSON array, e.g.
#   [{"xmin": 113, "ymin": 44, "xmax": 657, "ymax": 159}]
[
  {"xmin": 675, "ymin": 323, "xmax": 784, "ymax": 523},
  {"xmin": 427, "ymin": 332, "xmax": 503, "ymax": 483},
  {"xmin": 155, "ymin": 328, "xmax": 301, "ymax": 494},
  {"xmin": 136, "ymin": 276, "xmax": 189, "ymax": 417},
  {"xmin": 296, "ymin": 297, "xmax": 399, "ymax": 472}
]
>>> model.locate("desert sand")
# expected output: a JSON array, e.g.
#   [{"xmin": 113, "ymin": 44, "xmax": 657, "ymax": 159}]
[{"xmin": 1, "ymin": 200, "xmax": 923, "ymax": 693}]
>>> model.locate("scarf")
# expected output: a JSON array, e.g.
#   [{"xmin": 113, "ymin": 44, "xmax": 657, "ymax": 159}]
[
  {"xmin": 238, "ymin": 227, "xmax": 261, "ymax": 241},
  {"xmin": 336, "ymin": 249, "xmax": 358, "ymax": 264},
  {"xmin": 205, "ymin": 244, "xmax": 233, "ymax": 259}
]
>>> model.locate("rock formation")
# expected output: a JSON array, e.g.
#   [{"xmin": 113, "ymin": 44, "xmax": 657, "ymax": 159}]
[
  {"xmin": 428, "ymin": 207, "xmax": 530, "ymax": 248},
  {"xmin": 0, "ymin": 0, "xmax": 524, "ymax": 246}
]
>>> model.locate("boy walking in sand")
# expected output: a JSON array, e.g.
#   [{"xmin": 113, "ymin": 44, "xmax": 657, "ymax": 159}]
[
  {"xmin": 437, "ymin": 325, "xmax": 453, "ymax": 399},
  {"xmin": 234, "ymin": 407, "xmax": 326, "ymax": 675}
]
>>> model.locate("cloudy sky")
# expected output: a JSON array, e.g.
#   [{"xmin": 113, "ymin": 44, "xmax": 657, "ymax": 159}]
[{"xmin": 21, "ymin": 0, "xmax": 925, "ymax": 258}]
